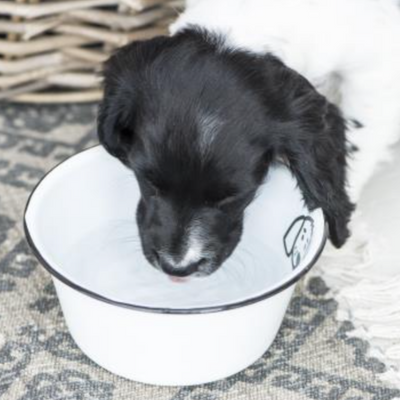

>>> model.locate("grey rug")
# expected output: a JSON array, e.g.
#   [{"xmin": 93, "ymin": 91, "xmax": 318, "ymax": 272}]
[{"xmin": 0, "ymin": 103, "xmax": 399, "ymax": 400}]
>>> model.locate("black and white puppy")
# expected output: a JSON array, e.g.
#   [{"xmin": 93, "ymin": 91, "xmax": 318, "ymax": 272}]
[{"xmin": 98, "ymin": 0, "xmax": 400, "ymax": 278}]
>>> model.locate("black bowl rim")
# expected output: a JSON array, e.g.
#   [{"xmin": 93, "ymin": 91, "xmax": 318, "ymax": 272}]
[{"xmin": 23, "ymin": 145, "xmax": 328, "ymax": 315}]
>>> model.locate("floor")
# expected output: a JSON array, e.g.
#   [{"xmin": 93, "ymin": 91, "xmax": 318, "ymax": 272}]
[{"xmin": 0, "ymin": 103, "xmax": 399, "ymax": 400}]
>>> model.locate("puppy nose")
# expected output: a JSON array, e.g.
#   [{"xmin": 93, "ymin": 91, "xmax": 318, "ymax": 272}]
[{"xmin": 158, "ymin": 254, "xmax": 205, "ymax": 277}]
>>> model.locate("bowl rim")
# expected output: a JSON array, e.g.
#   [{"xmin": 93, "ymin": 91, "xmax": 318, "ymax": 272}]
[{"xmin": 24, "ymin": 145, "xmax": 329, "ymax": 315}]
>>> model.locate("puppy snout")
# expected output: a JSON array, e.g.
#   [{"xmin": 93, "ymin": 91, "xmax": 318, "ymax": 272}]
[{"xmin": 155, "ymin": 251, "xmax": 207, "ymax": 277}]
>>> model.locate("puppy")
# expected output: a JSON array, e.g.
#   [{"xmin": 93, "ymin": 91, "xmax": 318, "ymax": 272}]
[{"xmin": 98, "ymin": 0, "xmax": 400, "ymax": 277}]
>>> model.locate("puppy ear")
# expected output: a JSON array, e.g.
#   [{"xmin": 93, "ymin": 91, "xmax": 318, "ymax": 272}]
[
  {"xmin": 97, "ymin": 52, "xmax": 138, "ymax": 164},
  {"xmin": 97, "ymin": 97, "xmax": 133, "ymax": 164},
  {"xmin": 97, "ymin": 35, "xmax": 174, "ymax": 163},
  {"xmin": 265, "ymin": 58, "xmax": 355, "ymax": 247}
]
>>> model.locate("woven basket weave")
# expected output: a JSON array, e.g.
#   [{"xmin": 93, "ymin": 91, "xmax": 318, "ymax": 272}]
[{"xmin": 0, "ymin": 0, "xmax": 182, "ymax": 103}]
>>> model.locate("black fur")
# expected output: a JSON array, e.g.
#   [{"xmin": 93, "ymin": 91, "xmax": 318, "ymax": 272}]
[{"xmin": 98, "ymin": 28, "xmax": 354, "ymax": 276}]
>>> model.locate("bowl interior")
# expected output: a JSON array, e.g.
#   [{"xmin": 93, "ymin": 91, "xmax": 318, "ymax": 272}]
[{"xmin": 25, "ymin": 146, "xmax": 326, "ymax": 310}]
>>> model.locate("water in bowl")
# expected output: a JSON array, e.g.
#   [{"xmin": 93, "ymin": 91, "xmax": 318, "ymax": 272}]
[{"xmin": 63, "ymin": 219, "xmax": 290, "ymax": 309}]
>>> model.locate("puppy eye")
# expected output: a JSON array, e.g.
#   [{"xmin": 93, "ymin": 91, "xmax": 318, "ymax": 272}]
[
  {"xmin": 149, "ymin": 183, "xmax": 160, "ymax": 196},
  {"xmin": 145, "ymin": 179, "xmax": 165, "ymax": 197},
  {"xmin": 204, "ymin": 195, "xmax": 236, "ymax": 209},
  {"xmin": 216, "ymin": 195, "xmax": 236, "ymax": 207}
]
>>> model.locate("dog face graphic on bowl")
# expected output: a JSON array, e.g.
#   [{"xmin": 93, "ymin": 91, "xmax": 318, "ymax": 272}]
[{"xmin": 283, "ymin": 216, "xmax": 314, "ymax": 269}]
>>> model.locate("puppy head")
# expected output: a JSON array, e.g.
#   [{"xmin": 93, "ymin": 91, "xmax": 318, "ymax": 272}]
[{"xmin": 98, "ymin": 28, "xmax": 354, "ymax": 277}]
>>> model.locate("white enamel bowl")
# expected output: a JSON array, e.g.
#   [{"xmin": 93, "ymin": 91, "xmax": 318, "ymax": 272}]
[{"xmin": 24, "ymin": 146, "xmax": 327, "ymax": 386}]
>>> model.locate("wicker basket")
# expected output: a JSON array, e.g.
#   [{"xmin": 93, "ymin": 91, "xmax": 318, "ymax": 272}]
[{"xmin": 0, "ymin": 0, "xmax": 182, "ymax": 103}]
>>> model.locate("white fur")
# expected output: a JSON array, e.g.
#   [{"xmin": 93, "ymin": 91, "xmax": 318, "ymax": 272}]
[
  {"xmin": 162, "ymin": 223, "xmax": 206, "ymax": 269},
  {"xmin": 180, "ymin": 235, "xmax": 203, "ymax": 267},
  {"xmin": 171, "ymin": 0, "xmax": 400, "ymax": 201},
  {"xmin": 198, "ymin": 112, "xmax": 222, "ymax": 155}
]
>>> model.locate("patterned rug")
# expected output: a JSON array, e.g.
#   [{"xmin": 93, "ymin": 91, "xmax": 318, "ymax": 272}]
[{"xmin": 0, "ymin": 103, "xmax": 399, "ymax": 400}]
